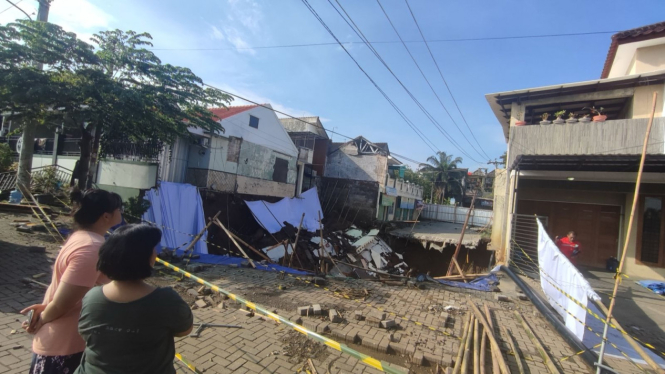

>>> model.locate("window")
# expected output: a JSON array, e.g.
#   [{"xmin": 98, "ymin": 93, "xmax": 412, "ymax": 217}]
[
  {"xmin": 249, "ymin": 115, "xmax": 259, "ymax": 129},
  {"xmin": 272, "ymin": 157, "xmax": 288, "ymax": 183},
  {"xmin": 638, "ymin": 196, "xmax": 665, "ymax": 265}
]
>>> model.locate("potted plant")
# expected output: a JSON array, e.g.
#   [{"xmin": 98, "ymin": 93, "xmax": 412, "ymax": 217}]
[
  {"xmin": 553, "ymin": 110, "xmax": 566, "ymax": 124},
  {"xmin": 583, "ymin": 106, "xmax": 607, "ymax": 122},
  {"xmin": 539, "ymin": 112, "xmax": 551, "ymax": 125},
  {"xmin": 580, "ymin": 113, "xmax": 591, "ymax": 123},
  {"xmin": 566, "ymin": 111, "xmax": 578, "ymax": 124},
  {"xmin": 515, "ymin": 120, "xmax": 526, "ymax": 126}
]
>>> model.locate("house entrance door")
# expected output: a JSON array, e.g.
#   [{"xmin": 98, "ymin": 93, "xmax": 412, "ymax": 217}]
[{"xmin": 517, "ymin": 200, "xmax": 621, "ymax": 268}]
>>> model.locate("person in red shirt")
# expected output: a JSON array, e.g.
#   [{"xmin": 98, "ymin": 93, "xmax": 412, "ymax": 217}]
[{"xmin": 555, "ymin": 231, "xmax": 581, "ymax": 264}]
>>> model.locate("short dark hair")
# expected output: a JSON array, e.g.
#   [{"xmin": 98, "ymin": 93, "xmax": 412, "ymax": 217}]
[
  {"xmin": 70, "ymin": 188, "xmax": 123, "ymax": 228},
  {"xmin": 568, "ymin": 231, "xmax": 576, "ymax": 236},
  {"xmin": 97, "ymin": 224, "xmax": 162, "ymax": 281}
]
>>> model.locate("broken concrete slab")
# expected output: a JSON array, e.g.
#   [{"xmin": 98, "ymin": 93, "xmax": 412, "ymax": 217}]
[
  {"xmin": 495, "ymin": 294, "xmax": 511, "ymax": 302},
  {"xmin": 380, "ymin": 320, "xmax": 396, "ymax": 329},
  {"xmin": 312, "ymin": 304, "xmax": 322, "ymax": 315},
  {"xmin": 329, "ymin": 309, "xmax": 342, "ymax": 323},
  {"xmin": 298, "ymin": 306, "xmax": 311, "ymax": 316},
  {"xmin": 194, "ymin": 299, "xmax": 208, "ymax": 308},
  {"xmin": 354, "ymin": 311, "xmax": 364, "ymax": 321},
  {"xmin": 187, "ymin": 288, "xmax": 199, "ymax": 297}
]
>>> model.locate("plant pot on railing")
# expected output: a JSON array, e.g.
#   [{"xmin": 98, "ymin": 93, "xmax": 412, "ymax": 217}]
[
  {"xmin": 593, "ymin": 115, "xmax": 607, "ymax": 122},
  {"xmin": 583, "ymin": 106, "xmax": 606, "ymax": 123},
  {"xmin": 515, "ymin": 121, "xmax": 526, "ymax": 126},
  {"xmin": 539, "ymin": 113, "xmax": 551, "ymax": 125},
  {"xmin": 553, "ymin": 110, "xmax": 566, "ymax": 125},
  {"xmin": 579, "ymin": 115, "xmax": 591, "ymax": 123}
]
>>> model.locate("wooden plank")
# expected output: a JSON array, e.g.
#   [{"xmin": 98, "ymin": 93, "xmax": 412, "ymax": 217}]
[
  {"xmin": 513, "ymin": 311, "xmax": 561, "ymax": 374},
  {"xmin": 453, "ymin": 316, "xmax": 473, "ymax": 374},
  {"xmin": 484, "ymin": 305, "xmax": 500, "ymax": 374},
  {"xmin": 474, "ymin": 318, "xmax": 481, "ymax": 374},
  {"xmin": 213, "ymin": 219, "xmax": 256, "ymax": 268},
  {"xmin": 446, "ymin": 195, "xmax": 476, "ymax": 277}
]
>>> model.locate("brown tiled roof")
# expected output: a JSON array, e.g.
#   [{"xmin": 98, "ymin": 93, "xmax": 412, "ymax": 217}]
[{"xmin": 601, "ymin": 21, "xmax": 665, "ymax": 79}]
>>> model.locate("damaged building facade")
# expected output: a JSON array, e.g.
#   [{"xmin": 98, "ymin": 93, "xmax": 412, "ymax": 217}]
[
  {"xmin": 322, "ymin": 136, "xmax": 423, "ymax": 227},
  {"xmin": 279, "ymin": 116, "xmax": 329, "ymax": 195}
]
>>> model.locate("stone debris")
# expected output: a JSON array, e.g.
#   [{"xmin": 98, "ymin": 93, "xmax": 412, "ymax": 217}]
[
  {"xmin": 194, "ymin": 299, "xmax": 208, "ymax": 308},
  {"xmin": 312, "ymin": 304, "xmax": 322, "ymax": 315},
  {"xmin": 298, "ymin": 306, "xmax": 311, "ymax": 316},
  {"xmin": 328, "ymin": 309, "xmax": 342, "ymax": 323}
]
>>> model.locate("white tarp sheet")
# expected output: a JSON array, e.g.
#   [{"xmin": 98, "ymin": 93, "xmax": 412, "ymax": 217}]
[
  {"xmin": 245, "ymin": 187, "xmax": 323, "ymax": 234},
  {"xmin": 537, "ymin": 219, "xmax": 600, "ymax": 340}
]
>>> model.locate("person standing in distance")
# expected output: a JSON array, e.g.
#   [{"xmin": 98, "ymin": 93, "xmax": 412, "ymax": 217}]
[{"xmin": 555, "ymin": 231, "xmax": 582, "ymax": 264}]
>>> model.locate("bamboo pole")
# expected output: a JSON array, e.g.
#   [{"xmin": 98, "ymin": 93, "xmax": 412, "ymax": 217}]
[
  {"xmin": 453, "ymin": 316, "xmax": 473, "ymax": 374},
  {"xmin": 593, "ymin": 299, "xmax": 660, "ymax": 373},
  {"xmin": 447, "ymin": 195, "xmax": 476, "ymax": 276},
  {"xmin": 480, "ymin": 324, "xmax": 487, "ymax": 374},
  {"xmin": 474, "ymin": 318, "xmax": 481, "ymax": 374},
  {"xmin": 501, "ymin": 327, "xmax": 525, "ymax": 374},
  {"xmin": 317, "ymin": 211, "xmax": 325, "ymax": 273},
  {"xmin": 213, "ymin": 218, "xmax": 255, "ymax": 268},
  {"xmin": 181, "ymin": 211, "xmax": 220, "ymax": 257},
  {"xmin": 513, "ymin": 311, "xmax": 560, "ymax": 374},
  {"xmin": 215, "ymin": 219, "xmax": 271, "ymax": 262},
  {"xmin": 17, "ymin": 183, "xmax": 64, "ymax": 242},
  {"xmin": 597, "ymin": 92, "xmax": 659, "ymax": 374},
  {"xmin": 461, "ymin": 318, "xmax": 474, "ymax": 373},
  {"xmin": 484, "ymin": 305, "xmax": 500, "ymax": 374},
  {"xmin": 289, "ymin": 213, "xmax": 305, "ymax": 268},
  {"xmin": 467, "ymin": 301, "xmax": 511, "ymax": 374}
]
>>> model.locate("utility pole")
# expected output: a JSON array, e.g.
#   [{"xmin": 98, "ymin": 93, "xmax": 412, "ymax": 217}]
[{"xmin": 16, "ymin": 0, "xmax": 50, "ymax": 191}]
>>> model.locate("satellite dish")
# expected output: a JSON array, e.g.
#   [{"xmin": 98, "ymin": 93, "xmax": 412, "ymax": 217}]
[{"xmin": 16, "ymin": 136, "xmax": 22, "ymax": 154}]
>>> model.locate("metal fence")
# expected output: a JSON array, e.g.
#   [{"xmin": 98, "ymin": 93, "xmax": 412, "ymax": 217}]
[
  {"xmin": 0, "ymin": 165, "xmax": 73, "ymax": 192},
  {"xmin": 420, "ymin": 203, "xmax": 493, "ymax": 227},
  {"xmin": 509, "ymin": 214, "xmax": 548, "ymax": 279},
  {"xmin": 102, "ymin": 141, "xmax": 162, "ymax": 162}
]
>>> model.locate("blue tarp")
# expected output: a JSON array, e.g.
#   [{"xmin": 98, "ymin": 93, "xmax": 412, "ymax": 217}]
[
  {"xmin": 143, "ymin": 182, "xmax": 208, "ymax": 254},
  {"xmin": 434, "ymin": 272, "xmax": 500, "ymax": 292},
  {"xmin": 161, "ymin": 248, "xmax": 311, "ymax": 275},
  {"xmin": 637, "ymin": 280, "xmax": 665, "ymax": 295}
]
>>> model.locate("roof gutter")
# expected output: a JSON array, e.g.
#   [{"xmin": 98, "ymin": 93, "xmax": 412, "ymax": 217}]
[{"xmin": 500, "ymin": 265, "xmax": 599, "ymax": 372}]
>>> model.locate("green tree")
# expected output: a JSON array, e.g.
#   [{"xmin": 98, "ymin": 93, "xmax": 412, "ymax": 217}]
[
  {"xmin": 419, "ymin": 151, "xmax": 465, "ymax": 204},
  {"xmin": 0, "ymin": 20, "xmax": 100, "ymax": 189},
  {"xmin": 499, "ymin": 151, "xmax": 507, "ymax": 168},
  {"xmin": 403, "ymin": 166, "xmax": 432, "ymax": 203},
  {"xmin": 0, "ymin": 143, "xmax": 12, "ymax": 172},
  {"xmin": 0, "ymin": 21, "xmax": 233, "ymax": 189}
]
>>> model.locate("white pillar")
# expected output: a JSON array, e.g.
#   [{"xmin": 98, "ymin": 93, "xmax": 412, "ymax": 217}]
[{"xmin": 296, "ymin": 163, "xmax": 305, "ymax": 196}]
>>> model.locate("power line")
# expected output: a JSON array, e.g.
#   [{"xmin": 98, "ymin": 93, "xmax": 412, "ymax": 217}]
[
  {"xmin": 0, "ymin": 0, "xmax": 22, "ymax": 14},
  {"xmin": 3, "ymin": 0, "xmax": 31, "ymax": 19},
  {"xmin": 375, "ymin": 0, "xmax": 487, "ymax": 161},
  {"xmin": 299, "ymin": 0, "xmax": 440, "ymax": 155},
  {"xmin": 404, "ymin": 0, "xmax": 491, "ymax": 160},
  {"xmin": 147, "ymin": 31, "xmax": 618, "ymax": 51},
  {"xmin": 327, "ymin": 0, "xmax": 482, "ymax": 163}
]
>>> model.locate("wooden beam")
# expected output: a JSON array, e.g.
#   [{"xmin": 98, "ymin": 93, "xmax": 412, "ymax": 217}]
[
  {"xmin": 447, "ymin": 195, "xmax": 476, "ymax": 277},
  {"xmin": 181, "ymin": 211, "xmax": 220, "ymax": 257},
  {"xmin": 213, "ymin": 218, "xmax": 256, "ymax": 268},
  {"xmin": 502, "ymin": 327, "xmax": 525, "ymax": 374},
  {"xmin": 484, "ymin": 305, "xmax": 500, "ymax": 374},
  {"xmin": 453, "ymin": 316, "xmax": 473, "ymax": 374},
  {"xmin": 289, "ymin": 213, "xmax": 305, "ymax": 269}
]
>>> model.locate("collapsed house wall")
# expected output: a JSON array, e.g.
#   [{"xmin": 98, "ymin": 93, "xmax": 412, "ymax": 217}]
[{"xmin": 320, "ymin": 177, "xmax": 379, "ymax": 229}]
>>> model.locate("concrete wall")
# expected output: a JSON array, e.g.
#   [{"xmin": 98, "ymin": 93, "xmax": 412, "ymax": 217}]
[
  {"xmin": 631, "ymin": 84, "xmax": 665, "ymax": 119},
  {"xmin": 159, "ymin": 138, "xmax": 190, "ymax": 183},
  {"xmin": 236, "ymin": 175, "xmax": 294, "ymax": 198},
  {"xmin": 324, "ymin": 143, "xmax": 388, "ymax": 183},
  {"xmin": 97, "ymin": 160, "xmax": 158, "ymax": 189},
  {"xmin": 237, "ymin": 141, "xmax": 297, "ymax": 184},
  {"xmin": 490, "ymin": 169, "xmax": 507, "ymax": 254},
  {"xmin": 96, "ymin": 184, "xmax": 140, "ymax": 201},
  {"xmin": 622, "ymin": 193, "xmax": 665, "ymax": 280},
  {"xmin": 320, "ymin": 177, "xmax": 379, "ymax": 228},
  {"xmin": 634, "ymin": 44, "xmax": 665, "ymax": 75},
  {"xmin": 509, "ymin": 117, "xmax": 665, "ymax": 167},
  {"xmin": 32, "ymin": 154, "xmax": 77, "ymax": 171}
]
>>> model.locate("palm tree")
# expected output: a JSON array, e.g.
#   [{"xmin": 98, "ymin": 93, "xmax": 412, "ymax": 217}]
[{"xmin": 419, "ymin": 151, "xmax": 465, "ymax": 204}]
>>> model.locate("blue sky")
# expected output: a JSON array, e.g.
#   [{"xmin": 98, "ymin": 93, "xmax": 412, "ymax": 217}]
[{"xmin": 2, "ymin": 0, "xmax": 665, "ymax": 169}]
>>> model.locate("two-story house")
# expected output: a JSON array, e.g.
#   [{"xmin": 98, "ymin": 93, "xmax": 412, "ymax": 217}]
[
  {"xmin": 184, "ymin": 104, "xmax": 299, "ymax": 198},
  {"xmin": 322, "ymin": 136, "xmax": 423, "ymax": 226},
  {"xmin": 486, "ymin": 21, "xmax": 665, "ymax": 279}
]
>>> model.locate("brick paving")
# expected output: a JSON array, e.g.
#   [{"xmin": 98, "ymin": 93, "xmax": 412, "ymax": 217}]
[{"xmin": 0, "ymin": 212, "xmax": 655, "ymax": 373}]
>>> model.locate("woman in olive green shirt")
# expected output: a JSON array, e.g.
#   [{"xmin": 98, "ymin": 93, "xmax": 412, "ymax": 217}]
[{"xmin": 76, "ymin": 224, "xmax": 193, "ymax": 374}]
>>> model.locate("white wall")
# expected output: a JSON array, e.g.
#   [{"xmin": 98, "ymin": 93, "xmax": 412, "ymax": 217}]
[
  {"xmin": 217, "ymin": 106, "xmax": 298, "ymax": 157},
  {"xmin": 97, "ymin": 160, "xmax": 157, "ymax": 189},
  {"xmin": 32, "ymin": 155, "xmax": 78, "ymax": 171}
]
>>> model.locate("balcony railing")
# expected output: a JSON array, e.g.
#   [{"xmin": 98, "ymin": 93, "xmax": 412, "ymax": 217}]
[
  {"xmin": 508, "ymin": 117, "xmax": 665, "ymax": 167},
  {"xmin": 386, "ymin": 176, "xmax": 424, "ymax": 199},
  {"xmin": 101, "ymin": 141, "xmax": 162, "ymax": 162}
]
